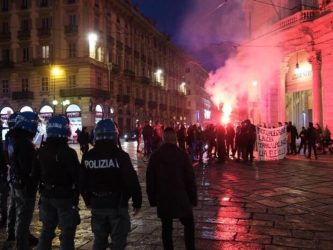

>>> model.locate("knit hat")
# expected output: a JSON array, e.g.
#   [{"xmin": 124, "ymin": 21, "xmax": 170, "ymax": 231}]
[
  {"xmin": 46, "ymin": 115, "xmax": 71, "ymax": 138},
  {"xmin": 14, "ymin": 111, "xmax": 39, "ymax": 135},
  {"xmin": 94, "ymin": 119, "xmax": 119, "ymax": 142}
]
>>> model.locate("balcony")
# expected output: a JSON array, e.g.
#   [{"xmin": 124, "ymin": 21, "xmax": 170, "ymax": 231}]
[
  {"xmin": 112, "ymin": 64, "xmax": 120, "ymax": 74},
  {"xmin": 272, "ymin": 9, "xmax": 319, "ymax": 32},
  {"xmin": 123, "ymin": 69, "xmax": 135, "ymax": 78},
  {"xmin": 17, "ymin": 30, "xmax": 31, "ymax": 40},
  {"xmin": 141, "ymin": 76, "xmax": 150, "ymax": 85},
  {"xmin": 33, "ymin": 58, "xmax": 50, "ymax": 66},
  {"xmin": 116, "ymin": 94, "xmax": 130, "ymax": 104},
  {"xmin": 0, "ymin": 32, "xmax": 11, "ymax": 41},
  {"xmin": 148, "ymin": 101, "xmax": 157, "ymax": 109},
  {"xmin": 60, "ymin": 88, "xmax": 109, "ymax": 99},
  {"xmin": 159, "ymin": 103, "xmax": 167, "ymax": 111},
  {"xmin": 12, "ymin": 91, "xmax": 34, "ymax": 100},
  {"xmin": 65, "ymin": 24, "xmax": 78, "ymax": 34},
  {"xmin": 0, "ymin": 60, "xmax": 14, "ymax": 69},
  {"xmin": 134, "ymin": 98, "xmax": 145, "ymax": 107},
  {"xmin": 38, "ymin": 28, "xmax": 51, "ymax": 37}
]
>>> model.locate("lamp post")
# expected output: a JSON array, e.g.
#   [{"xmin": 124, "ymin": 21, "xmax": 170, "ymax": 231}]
[{"xmin": 51, "ymin": 66, "xmax": 62, "ymax": 114}]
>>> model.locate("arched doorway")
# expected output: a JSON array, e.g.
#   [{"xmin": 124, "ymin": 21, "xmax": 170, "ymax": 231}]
[
  {"xmin": 0, "ymin": 106, "xmax": 14, "ymax": 140},
  {"xmin": 95, "ymin": 104, "xmax": 103, "ymax": 124},
  {"xmin": 66, "ymin": 104, "xmax": 82, "ymax": 142},
  {"xmin": 20, "ymin": 106, "xmax": 33, "ymax": 112}
]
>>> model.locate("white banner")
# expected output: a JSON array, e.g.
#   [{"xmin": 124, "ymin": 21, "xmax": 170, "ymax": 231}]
[{"xmin": 256, "ymin": 126, "xmax": 287, "ymax": 161}]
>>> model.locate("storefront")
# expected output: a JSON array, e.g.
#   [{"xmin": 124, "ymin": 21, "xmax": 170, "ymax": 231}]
[
  {"xmin": 66, "ymin": 104, "xmax": 82, "ymax": 142},
  {"xmin": 0, "ymin": 106, "xmax": 14, "ymax": 140},
  {"xmin": 95, "ymin": 104, "xmax": 103, "ymax": 124}
]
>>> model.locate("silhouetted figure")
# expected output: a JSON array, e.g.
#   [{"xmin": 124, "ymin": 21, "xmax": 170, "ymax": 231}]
[{"xmin": 307, "ymin": 122, "xmax": 318, "ymax": 160}]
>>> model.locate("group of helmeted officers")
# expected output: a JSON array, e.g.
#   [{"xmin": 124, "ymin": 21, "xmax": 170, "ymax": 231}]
[{"xmin": 0, "ymin": 111, "xmax": 197, "ymax": 250}]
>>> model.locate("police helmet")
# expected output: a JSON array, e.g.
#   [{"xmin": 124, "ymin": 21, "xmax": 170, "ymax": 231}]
[
  {"xmin": 47, "ymin": 115, "xmax": 71, "ymax": 138},
  {"xmin": 14, "ymin": 111, "xmax": 39, "ymax": 135},
  {"xmin": 94, "ymin": 119, "xmax": 119, "ymax": 142},
  {"xmin": 8, "ymin": 112, "xmax": 19, "ymax": 129}
]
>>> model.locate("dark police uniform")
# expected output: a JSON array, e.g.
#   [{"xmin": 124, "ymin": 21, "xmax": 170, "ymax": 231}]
[
  {"xmin": 80, "ymin": 141, "xmax": 142, "ymax": 250},
  {"xmin": 37, "ymin": 138, "xmax": 80, "ymax": 250}
]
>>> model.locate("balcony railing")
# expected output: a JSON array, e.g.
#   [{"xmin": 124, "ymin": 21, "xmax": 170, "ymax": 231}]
[
  {"xmin": 116, "ymin": 94, "xmax": 130, "ymax": 104},
  {"xmin": 12, "ymin": 91, "xmax": 34, "ymax": 100},
  {"xmin": 148, "ymin": 101, "xmax": 157, "ymax": 109},
  {"xmin": 134, "ymin": 98, "xmax": 145, "ymax": 107},
  {"xmin": 272, "ymin": 9, "xmax": 319, "ymax": 31},
  {"xmin": 65, "ymin": 25, "xmax": 78, "ymax": 34},
  {"xmin": 0, "ymin": 60, "xmax": 14, "ymax": 69},
  {"xmin": 38, "ymin": 28, "xmax": 51, "ymax": 37},
  {"xmin": 0, "ymin": 32, "xmax": 11, "ymax": 41},
  {"xmin": 17, "ymin": 30, "xmax": 31, "ymax": 40},
  {"xmin": 60, "ymin": 88, "xmax": 109, "ymax": 99},
  {"xmin": 33, "ymin": 58, "xmax": 50, "ymax": 66}
]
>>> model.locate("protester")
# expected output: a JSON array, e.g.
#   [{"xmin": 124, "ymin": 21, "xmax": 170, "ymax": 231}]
[
  {"xmin": 215, "ymin": 124, "xmax": 226, "ymax": 163},
  {"xmin": 177, "ymin": 124, "xmax": 187, "ymax": 151},
  {"xmin": 134, "ymin": 122, "xmax": 143, "ymax": 153},
  {"xmin": 307, "ymin": 122, "xmax": 318, "ymax": 160},
  {"xmin": 243, "ymin": 119, "xmax": 256, "ymax": 163},
  {"xmin": 288, "ymin": 122, "xmax": 298, "ymax": 155},
  {"xmin": 298, "ymin": 126, "xmax": 307, "ymax": 155},
  {"xmin": 80, "ymin": 119, "xmax": 142, "ymax": 250},
  {"xmin": 37, "ymin": 116, "xmax": 81, "ymax": 250},
  {"xmin": 77, "ymin": 127, "xmax": 90, "ymax": 154},
  {"xmin": 226, "ymin": 123, "xmax": 235, "ymax": 157},
  {"xmin": 152, "ymin": 121, "xmax": 163, "ymax": 151},
  {"xmin": 233, "ymin": 123, "xmax": 243, "ymax": 161},
  {"xmin": 9, "ymin": 111, "xmax": 40, "ymax": 249},
  {"xmin": 146, "ymin": 127, "xmax": 197, "ymax": 250},
  {"xmin": 142, "ymin": 121, "xmax": 154, "ymax": 157}
]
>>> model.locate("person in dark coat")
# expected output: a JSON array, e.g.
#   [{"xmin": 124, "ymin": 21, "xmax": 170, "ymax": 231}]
[
  {"xmin": 177, "ymin": 124, "xmax": 187, "ymax": 151},
  {"xmin": 37, "ymin": 116, "xmax": 81, "ymax": 250},
  {"xmin": 142, "ymin": 121, "xmax": 154, "ymax": 157},
  {"xmin": 232, "ymin": 123, "xmax": 243, "ymax": 161},
  {"xmin": 215, "ymin": 124, "xmax": 226, "ymax": 163},
  {"xmin": 226, "ymin": 123, "xmax": 235, "ymax": 157},
  {"xmin": 244, "ymin": 119, "xmax": 256, "ymax": 163},
  {"xmin": 146, "ymin": 127, "xmax": 197, "ymax": 250},
  {"xmin": 288, "ymin": 122, "xmax": 298, "ymax": 155},
  {"xmin": 298, "ymin": 126, "xmax": 307, "ymax": 155},
  {"xmin": 307, "ymin": 122, "xmax": 318, "ymax": 160}
]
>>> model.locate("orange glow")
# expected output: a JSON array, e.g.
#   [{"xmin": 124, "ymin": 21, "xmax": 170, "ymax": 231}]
[{"xmin": 220, "ymin": 103, "xmax": 232, "ymax": 124}]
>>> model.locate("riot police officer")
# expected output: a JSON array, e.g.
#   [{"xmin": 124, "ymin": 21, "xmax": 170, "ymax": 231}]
[
  {"xmin": 80, "ymin": 119, "xmax": 142, "ymax": 250},
  {"xmin": 37, "ymin": 115, "xmax": 80, "ymax": 250},
  {"xmin": 9, "ymin": 111, "xmax": 39, "ymax": 250}
]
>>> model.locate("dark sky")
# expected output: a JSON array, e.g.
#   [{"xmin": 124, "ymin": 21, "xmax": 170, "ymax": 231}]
[
  {"xmin": 131, "ymin": 0, "xmax": 191, "ymax": 42},
  {"xmin": 131, "ymin": 0, "xmax": 246, "ymax": 71}
]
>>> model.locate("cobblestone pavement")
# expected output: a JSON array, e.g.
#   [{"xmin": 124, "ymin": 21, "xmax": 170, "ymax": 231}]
[{"xmin": 1, "ymin": 141, "xmax": 333, "ymax": 249}]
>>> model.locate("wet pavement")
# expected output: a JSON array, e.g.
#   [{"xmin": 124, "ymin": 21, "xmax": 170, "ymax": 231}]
[{"xmin": 1, "ymin": 141, "xmax": 333, "ymax": 249}]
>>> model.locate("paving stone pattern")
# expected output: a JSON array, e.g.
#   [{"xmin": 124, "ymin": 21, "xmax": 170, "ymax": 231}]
[{"xmin": 1, "ymin": 142, "xmax": 333, "ymax": 249}]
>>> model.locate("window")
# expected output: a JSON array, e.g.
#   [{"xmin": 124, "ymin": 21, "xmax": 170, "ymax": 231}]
[
  {"xmin": 21, "ymin": 78, "xmax": 29, "ymax": 92},
  {"xmin": 21, "ymin": 19, "xmax": 29, "ymax": 31},
  {"xmin": 41, "ymin": 17, "xmax": 50, "ymax": 29},
  {"xmin": 69, "ymin": 14, "xmax": 76, "ymax": 25},
  {"xmin": 23, "ymin": 47, "xmax": 29, "ymax": 62},
  {"xmin": 41, "ymin": 77, "xmax": 49, "ymax": 92},
  {"xmin": 2, "ymin": 80, "xmax": 9, "ymax": 94},
  {"xmin": 42, "ymin": 45, "xmax": 49, "ymax": 59},
  {"xmin": 21, "ymin": 0, "xmax": 28, "ymax": 9},
  {"xmin": 68, "ymin": 42, "xmax": 76, "ymax": 58},
  {"xmin": 1, "ymin": 48, "xmax": 10, "ymax": 61},
  {"xmin": 2, "ymin": 22, "xmax": 9, "ymax": 33},
  {"xmin": 1, "ymin": 0, "xmax": 9, "ymax": 11},
  {"xmin": 68, "ymin": 75, "xmax": 76, "ymax": 88}
]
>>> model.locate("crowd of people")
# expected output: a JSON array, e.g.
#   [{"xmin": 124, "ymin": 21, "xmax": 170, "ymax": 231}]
[
  {"xmin": 135, "ymin": 119, "xmax": 257, "ymax": 164},
  {"xmin": 0, "ymin": 111, "xmax": 332, "ymax": 250}
]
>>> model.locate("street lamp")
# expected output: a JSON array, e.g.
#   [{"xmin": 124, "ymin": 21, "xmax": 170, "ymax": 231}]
[{"xmin": 51, "ymin": 66, "xmax": 62, "ymax": 114}]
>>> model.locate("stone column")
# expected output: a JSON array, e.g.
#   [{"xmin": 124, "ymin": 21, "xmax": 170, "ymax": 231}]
[
  {"xmin": 278, "ymin": 62, "xmax": 289, "ymax": 123},
  {"xmin": 309, "ymin": 52, "xmax": 322, "ymax": 126}
]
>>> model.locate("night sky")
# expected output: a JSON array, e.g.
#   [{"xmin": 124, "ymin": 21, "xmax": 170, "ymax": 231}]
[{"xmin": 132, "ymin": 0, "xmax": 246, "ymax": 71}]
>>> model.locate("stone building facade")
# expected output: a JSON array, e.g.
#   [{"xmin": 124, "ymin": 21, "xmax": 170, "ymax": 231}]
[
  {"xmin": 0, "ymin": 0, "xmax": 209, "ymax": 138},
  {"xmin": 243, "ymin": 0, "xmax": 333, "ymax": 131}
]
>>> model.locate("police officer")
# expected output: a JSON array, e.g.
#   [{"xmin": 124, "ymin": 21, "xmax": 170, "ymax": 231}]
[
  {"xmin": 9, "ymin": 111, "xmax": 39, "ymax": 250},
  {"xmin": 0, "ymin": 120, "xmax": 8, "ymax": 227},
  {"xmin": 37, "ymin": 115, "xmax": 80, "ymax": 250},
  {"xmin": 80, "ymin": 119, "xmax": 142, "ymax": 250}
]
